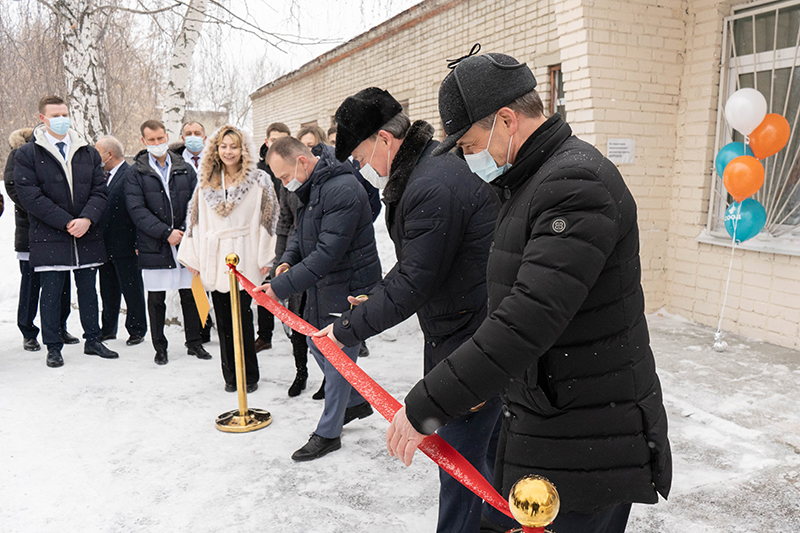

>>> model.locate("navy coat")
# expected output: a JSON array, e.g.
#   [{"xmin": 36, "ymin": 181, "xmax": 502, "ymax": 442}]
[
  {"xmin": 101, "ymin": 162, "xmax": 137, "ymax": 260},
  {"xmin": 270, "ymin": 145, "xmax": 381, "ymax": 329},
  {"xmin": 332, "ymin": 121, "xmax": 499, "ymax": 373},
  {"xmin": 125, "ymin": 150, "xmax": 197, "ymax": 269},
  {"xmin": 14, "ymin": 126, "xmax": 108, "ymax": 268}
]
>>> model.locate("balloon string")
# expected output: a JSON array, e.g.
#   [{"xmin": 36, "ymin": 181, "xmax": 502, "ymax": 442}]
[{"xmin": 716, "ymin": 203, "xmax": 740, "ymax": 338}]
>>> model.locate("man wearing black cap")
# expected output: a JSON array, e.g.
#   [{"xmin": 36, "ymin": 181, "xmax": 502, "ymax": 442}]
[
  {"xmin": 385, "ymin": 52, "xmax": 672, "ymax": 533},
  {"xmin": 313, "ymin": 87, "xmax": 502, "ymax": 533}
]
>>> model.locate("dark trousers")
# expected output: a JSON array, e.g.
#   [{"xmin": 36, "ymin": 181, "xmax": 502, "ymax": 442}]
[
  {"xmin": 147, "ymin": 288, "xmax": 202, "ymax": 352},
  {"xmin": 99, "ymin": 258, "xmax": 147, "ymax": 338},
  {"xmin": 40, "ymin": 268, "xmax": 100, "ymax": 349},
  {"xmin": 549, "ymin": 503, "xmax": 632, "ymax": 533},
  {"xmin": 436, "ymin": 396, "xmax": 505, "ymax": 533},
  {"xmin": 18, "ymin": 259, "xmax": 70, "ymax": 340},
  {"xmin": 212, "ymin": 290, "xmax": 259, "ymax": 386},
  {"xmin": 257, "ymin": 305, "xmax": 275, "ymax": 342}
]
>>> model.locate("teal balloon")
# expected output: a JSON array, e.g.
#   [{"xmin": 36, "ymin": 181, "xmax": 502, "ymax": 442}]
[
  {"xmin": 724, "ymin": 198, "xmax": 766, "ymax": 243},
  {"xmin": 715, "ymin": 142, "xmax": 754, "ymax": 177}
]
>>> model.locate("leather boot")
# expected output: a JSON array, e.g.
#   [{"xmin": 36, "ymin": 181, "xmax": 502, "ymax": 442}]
[{"xmin": 288, "ymin": 367, "xmax": 308, "ymax": 397}]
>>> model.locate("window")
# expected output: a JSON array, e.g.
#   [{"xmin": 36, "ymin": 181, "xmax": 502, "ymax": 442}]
[
  {"xmin": 549, "ymin": 64, "xmax": 566, "ymax": 120},
  {"xmin": 707, "ymin": 0, "xmax": 800, "ymax": 249},
  {"xmin": 398, "ymin": 99, "xmax": 410, "ymax": 118}
]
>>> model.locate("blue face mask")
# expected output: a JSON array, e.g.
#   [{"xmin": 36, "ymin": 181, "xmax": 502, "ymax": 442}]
[
  {"xmin": 184, "ymin": 135, "xmax": 204, "ymax": 153},
  {"xmin": 48, "ymin": 116, "xmax": 71, "ymax": 136},
  {"xmin": 463, "ymin": 114, "xmax": 513, "ymax": 183}
]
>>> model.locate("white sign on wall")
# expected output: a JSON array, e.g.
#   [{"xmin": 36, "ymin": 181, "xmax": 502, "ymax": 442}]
[{"xmin": 607, "ymin": 138, "xmax": 636, "ymax": 165}]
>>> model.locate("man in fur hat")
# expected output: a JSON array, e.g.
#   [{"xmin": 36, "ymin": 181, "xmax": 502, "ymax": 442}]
[{"xmin": 313, "ymin": 87, "xmax": 502, "ymax": 533}]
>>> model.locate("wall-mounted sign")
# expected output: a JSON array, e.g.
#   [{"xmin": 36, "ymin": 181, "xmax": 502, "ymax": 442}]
[{"xmin": 607, "ymin": 138, "xmax": 635, "ymax": 165}]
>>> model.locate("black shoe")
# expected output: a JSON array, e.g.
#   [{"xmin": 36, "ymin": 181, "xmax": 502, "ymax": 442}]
[
  {"xmin": 344, "ymin": 402, "xmax": 373, "ymax": 425},
  {"xmin": 61, "ymin": 331, "xmax": 80, "ymax": 344},
  {"xmin": 126, "ymin": 335, "xmax": 145, "ymax": 346},
  {"xmin": 101, "ymin": 333, "xmax": 116, "ymax": 341},
  {"xmin": 225, "ymin": 382, "xmax": 236, "ymax": 393},
  {"xmin": 187, "ymin": 344, "xmax": 212, "ymax": 360},
  {"xmin": 46, "ymin": 347, "xmax": 64, "ymax": 368},
  {"xmin": 288, "ymin": 368, "xmax": 308, "ymax": 397},
  {"xmin": 154, "ymin": 350, "xmax": 168, "ymax": 365},
  {"xmin": 23, "ymin": 338, "xmax": 41, "ymax": 352},
  {"xmin": 84, "ymin": 341, "xmax": 119, "ymax": 359},
  {"xmin": 359, "ymin": 342, "xmax": 370, "ymax": 358},
  {"xmin": 291, "ymin": 433, "xmax": 341, "ymax": 462},
  {"xmin": 247, "ymin": 382, "xmax": 258, "ymax": 393},
  {"xmin": 312, "ymin": 378, "xmax": 326, "ymax": 400}
]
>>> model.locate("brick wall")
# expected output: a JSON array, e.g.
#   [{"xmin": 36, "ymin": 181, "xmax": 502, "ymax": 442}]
[{"xmin": 251, "ymin": 0, "xmax": 800, "ymax": 350}]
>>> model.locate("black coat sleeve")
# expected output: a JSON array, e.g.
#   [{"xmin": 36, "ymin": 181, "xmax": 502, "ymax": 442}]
[
  {"xmin": 404, "ymin": 171, "xmax": 620, "ymax": 435},
  {"xmin": 125, "ymin": 168, "xmax": 173, "ymax": 242},
  {"xmin": 4, "ymin": 149, "xmax": 21, "ymax": 208},
  {"xmin": 332, "ymin": 178, "xmax": 466, "ymax": 346}
]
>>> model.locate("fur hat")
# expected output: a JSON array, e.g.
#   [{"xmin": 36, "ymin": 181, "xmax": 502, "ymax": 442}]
[
  {"xmin": 431, "ymin": 51, "xmax": 537, "ymax": 156},
  {"xmin": 334, "ymin": 87, "xmax": 402, "ymax": 162}
]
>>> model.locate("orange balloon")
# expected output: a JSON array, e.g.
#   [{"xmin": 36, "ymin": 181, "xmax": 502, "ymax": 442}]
[
  {"xmin": 723, "ymin": 155, "xmax": 764, "ymax": 202},
  {"xmin": 749, "ymin": 114, "xmax": 790, "ymax": 159}
]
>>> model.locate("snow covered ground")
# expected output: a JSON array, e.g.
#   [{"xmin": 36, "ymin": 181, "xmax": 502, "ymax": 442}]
[{"xmin": 1, "ymin": 181, "xmax": 799, "ymax": 532}]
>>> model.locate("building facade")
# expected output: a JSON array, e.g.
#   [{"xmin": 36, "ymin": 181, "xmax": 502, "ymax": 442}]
[{"xmin": 251, "ymin": 0, "xmax": 800, "ymax": 349}]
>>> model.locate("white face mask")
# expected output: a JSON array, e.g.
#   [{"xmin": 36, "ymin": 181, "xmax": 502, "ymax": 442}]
[
  {"xmin": 146, "ymin": 142, "xmax": 169, "ymax": 158},
  {"xmin": 285, "ymin": 158, "xmax": 305, "ymax": 192},
  {"xmin": 360, "ymin": 138, "xmax": 390, "ymax": 189},
  {"xmin": 464, "ymin": 114, "xmax": 512, "ymax": 183}
]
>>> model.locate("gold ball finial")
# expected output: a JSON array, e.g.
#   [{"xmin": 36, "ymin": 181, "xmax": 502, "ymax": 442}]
[
  {"xmin": 508, "ymin": 475, "xmax": 560, "ymax": 528},
  {"xmin": 225, "ymin": 253, "xmax": 240, "ymax": 266}
]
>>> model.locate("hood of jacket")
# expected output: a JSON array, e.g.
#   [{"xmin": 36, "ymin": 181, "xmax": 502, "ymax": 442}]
[
  {"xmin": 8, "ymin": 128, "xmax": 34, "ymax": 150},
  {"xmin": 295, "ymin": 143, "xmax": 353, "ymax": 205},
  {"xmin": 382, "ymin": 120, "xmax": 435, "ymax": 204}
]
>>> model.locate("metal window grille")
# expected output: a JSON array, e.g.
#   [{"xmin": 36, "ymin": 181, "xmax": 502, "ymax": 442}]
[{"xmin": 710, "ymin": 0, "xmax": 800, "ymax": 240}]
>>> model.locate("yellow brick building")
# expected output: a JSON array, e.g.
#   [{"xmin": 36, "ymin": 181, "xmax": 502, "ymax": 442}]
[{"xmin": 251, "ymin": 0, "xmax": 800, "ymax": 350}]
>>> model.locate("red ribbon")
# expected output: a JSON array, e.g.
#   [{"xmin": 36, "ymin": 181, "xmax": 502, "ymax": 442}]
[{"xmin": 231, "ymin": 265, "xmax": 514, "ymax": 519}]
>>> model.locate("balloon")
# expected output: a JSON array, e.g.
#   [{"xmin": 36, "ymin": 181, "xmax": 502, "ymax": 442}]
[
  {"xmin": 724, "ymin": 198, "xmax": 766, "ymax": 243},
  {"xmin": 715, "ymin": 142, "xmax": 754, "ymax": 176},
  {"xmin": 725, "ymin": 88, "xmax": 767, "ymax": 136},
  {"xmin": 749, "ymin": 114, "xmax": 791, "ymax": 159},
  {"xmin": 723, "ymin": 155, "xmax": 764, "ymax": 202}
]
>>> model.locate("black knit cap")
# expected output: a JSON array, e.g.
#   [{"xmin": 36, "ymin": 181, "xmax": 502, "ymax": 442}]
[
  {"xmin": 334, "ymin": 87, "xmax": 402, "ymax": 162},
  {"xmin": 431, "ymin": 51, "xmax": 537, "ymax": 156}
]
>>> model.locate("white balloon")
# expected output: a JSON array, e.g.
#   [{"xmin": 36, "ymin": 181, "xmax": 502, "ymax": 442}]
[{"xmin": 725, "ymin": 88, "xmax": 768, "ymax": 136}]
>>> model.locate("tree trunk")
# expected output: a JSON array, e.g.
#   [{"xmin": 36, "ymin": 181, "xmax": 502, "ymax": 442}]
[
  {"xmin": 163, "ymin": 0, "xmax": 209, "ymax": 140},
  {"xmin": 57, "ymin": 0, "xmax": 110, "ymax": 142}
]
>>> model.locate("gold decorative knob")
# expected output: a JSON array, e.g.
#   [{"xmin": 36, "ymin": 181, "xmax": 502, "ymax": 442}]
[
  {"xmin": 226, "ymin": 253, "xmax": 240, "ymax": 266},
  {"xmin": 508, "ymin": 475, "xmax": 560, "ymax": 528}
]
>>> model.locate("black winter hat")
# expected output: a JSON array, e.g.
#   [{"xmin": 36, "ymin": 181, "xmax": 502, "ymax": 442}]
[
  {"xmin": 431, "ymin": 51, "xmax": 537, "ymax": 156},
  {"xmin": 334, "ymin": 87, "xmax": 402, "ymax": 162}
]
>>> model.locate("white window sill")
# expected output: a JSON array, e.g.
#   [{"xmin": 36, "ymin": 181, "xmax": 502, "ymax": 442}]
[{"xmin": 696, "ymin": 228, "xmax": 800, "ymax": 257}]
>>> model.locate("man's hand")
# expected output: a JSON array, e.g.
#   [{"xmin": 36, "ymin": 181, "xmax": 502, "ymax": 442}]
[
  {"xmin": 386, "ymin": 406, "xmax": 426, "ymax": 466},
  {"xmin": 187, "ymin": 266, "xmax": 200, "ymax": 276},
  {"xmin": 168, "ymin": 229, "xmax": 184, "ymax": 246},
  {"xmin": 66, "ymin": 218, "xmax": 91, "ymax": 238},
  {"xmin": 347, "ymin": 295, "xmax": 369, "ymax": 307},
  {"xmin": 254, "ymin": 282, "xmax": 278, "ymax": 301},
  {"xmin": 275, "ymin": 263, "xmax": 290, "ymax": 276},
  {"xmin": 260, "ymin": 266, "xmax": 269, "ymax": 277},
  {"xmin": 313, "ymin": 323, "xmax": 344, "ymax": 349}
]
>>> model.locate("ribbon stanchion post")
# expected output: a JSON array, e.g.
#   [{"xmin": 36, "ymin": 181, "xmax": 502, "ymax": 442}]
[
  {"xmin": 215, "ymin": 254, "xmax": 273, "ymax": 433},
  {"xmin": 506, "ymin": 475, "xmax": 560, "ymax": 533}
]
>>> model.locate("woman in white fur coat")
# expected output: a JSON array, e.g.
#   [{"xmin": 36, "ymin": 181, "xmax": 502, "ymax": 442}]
[{"xmin": 178, "ymin": 125, "xmax": 279, "ymax": 393}]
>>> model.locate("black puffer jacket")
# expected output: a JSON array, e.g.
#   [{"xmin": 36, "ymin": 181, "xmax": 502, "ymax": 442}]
[
  {"xmin": 4, "ymin": 128, "xmax": 34, "ymax": 252},
  {"xmin": 333, "ymin": 121, "xmax": 499, "ymax": 372},
  {"xmin": 404, "ymin": 115, "xmax": 671, "ymax": 514},
  {"xmin": 125, "ymin": 149, "xmax": 197, "ymax": 269},
  {"xmin": 270, "ymin": 144, "xmax": 381, "ymax": 329},
  {"xmin": 15, "ymin": 125, "xmax": 108, "ymax": 268}
]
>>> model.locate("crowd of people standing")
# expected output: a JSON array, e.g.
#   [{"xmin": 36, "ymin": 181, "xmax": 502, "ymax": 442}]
[{"xmin": 4, "ymin": 47, "xmax": 673, "ymax": 533}]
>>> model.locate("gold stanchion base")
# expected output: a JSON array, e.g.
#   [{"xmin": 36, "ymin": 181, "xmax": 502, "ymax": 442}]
[{"xmin": 215, "ymin": 408, "xmax": 272, "ymax": 433}]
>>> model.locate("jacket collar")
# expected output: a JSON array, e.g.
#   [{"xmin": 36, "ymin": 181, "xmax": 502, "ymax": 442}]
[
  {"xmin": 493, "ymin": 114, "xmax": 572, "ymax": 196},
  {"xmin": 32, "ymin": 124, "xmax": 88, "ymax": 165},
  {"xmin": 133, "ymin": 149, "xmax": 185, "ymax": 178},
  {"xmin": 383, "ymin": 120, "xmax": 435, "ymax": 204},
  {"xmin": 296, "ymin": 143, "xmax": 348, "ymax": 204}
]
